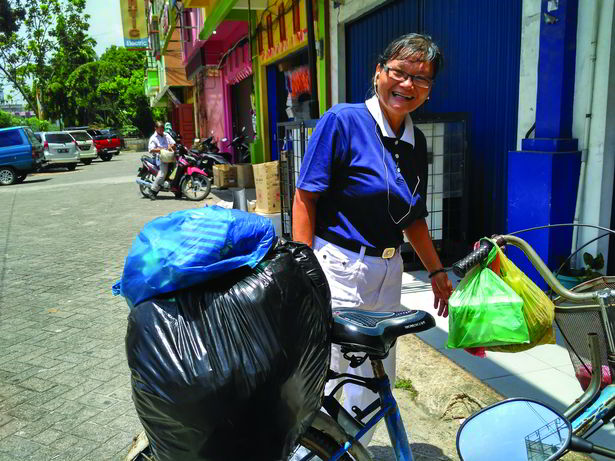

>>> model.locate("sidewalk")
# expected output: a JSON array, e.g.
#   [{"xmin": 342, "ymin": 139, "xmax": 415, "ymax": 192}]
[{"xmin": 401, "ymin": 270, "xmax": 615, "ymax": 460}]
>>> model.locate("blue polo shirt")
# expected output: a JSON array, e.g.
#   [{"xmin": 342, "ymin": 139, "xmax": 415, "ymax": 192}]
[{"xmin": 297, "ymin": 96, "xmax": 428, "ymax": 249}]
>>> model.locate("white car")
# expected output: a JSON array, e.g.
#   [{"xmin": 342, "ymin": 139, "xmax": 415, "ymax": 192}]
[
  {"xmin": 67, "ymin": 130, "xmax": 96, "ymax": 165},
  {"xmin": 37, "ymin": 132, "xmax": 80, "ymax": 170}
]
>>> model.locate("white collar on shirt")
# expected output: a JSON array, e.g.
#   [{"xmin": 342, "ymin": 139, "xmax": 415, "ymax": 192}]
[{"xmin": 365, "ymin": 95, "xmax": 415, "ymax": 147}]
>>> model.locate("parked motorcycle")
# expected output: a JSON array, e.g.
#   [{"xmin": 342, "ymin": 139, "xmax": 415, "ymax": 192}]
[
  {"xmin": 136, "ymin": 144, "xmax": 211, "ymax": 201},
  {"xmin": 189, "ymin": 128, "xmax": 251, "ymax": 178}
]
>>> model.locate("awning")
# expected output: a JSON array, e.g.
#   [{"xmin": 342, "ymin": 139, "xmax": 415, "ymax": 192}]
[
  {"xmin": 199, "ymin": 1, "xmax": 241, "ymax": 42},
  {"xmin": 151, "ymin": 85, "xmax": 182, "ymax": 107}
]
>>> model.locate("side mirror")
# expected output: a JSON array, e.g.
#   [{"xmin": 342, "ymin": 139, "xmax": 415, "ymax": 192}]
[{"xmin": 457, "ymin": 399, "xmax": 571, "ymax": 461}]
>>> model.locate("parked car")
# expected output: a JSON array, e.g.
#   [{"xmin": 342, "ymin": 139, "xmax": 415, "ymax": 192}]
[
  {"xmin": 101, "ymin": 128, "xmax": 126, "ymax": 149},
  {"xmin": 37, "ymin": 132, "xmax": 80, "ymax": 170},
  {"xmin": 67, "ymin": 130, "xmax": 96, "ymax": 165},
  {"xmin": 0, "ymin": 126, "xmax": 45, "ymax": 185},
  {"xmin": 63, "ymin": 126, "xmax": 121, "ymax": 161},
  {"xmin": 83, "ymin": 129, "xmax": 120, "ymax": 161}
]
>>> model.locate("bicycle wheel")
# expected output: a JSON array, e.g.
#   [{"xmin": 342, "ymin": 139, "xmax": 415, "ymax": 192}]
[{"xmin": 288, "ymin": 427, "xmax": 355, "ymax": 461}]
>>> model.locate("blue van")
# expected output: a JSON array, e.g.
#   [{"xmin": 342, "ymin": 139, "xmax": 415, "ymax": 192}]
[{"xmin": 0, "ymin": 126, "xmax": 45, "ymax": 185}]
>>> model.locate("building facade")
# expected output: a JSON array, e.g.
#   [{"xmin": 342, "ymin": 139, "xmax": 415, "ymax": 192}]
[
  {"xmin": 145, "ymin": 0, "xmax": 195, "ymax": 146},
  {"xmin": 143, "ymin": 0, "xmax": 615, "ymax": 271}
]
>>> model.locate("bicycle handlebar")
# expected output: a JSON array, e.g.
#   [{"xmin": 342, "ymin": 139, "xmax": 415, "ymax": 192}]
[{"xmin": 452, "ymin": 234, "xmax": 596, "ymax": 303}]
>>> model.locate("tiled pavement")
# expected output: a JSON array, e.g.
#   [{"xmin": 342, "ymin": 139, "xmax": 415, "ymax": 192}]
[{"xmin": 0, "ymin": 153, "xmax": 227, "ymax": 460}]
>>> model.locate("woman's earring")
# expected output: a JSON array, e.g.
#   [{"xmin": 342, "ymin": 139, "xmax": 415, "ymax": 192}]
[{"xmin": 426, "ymin": 96, "xmax": 430, "ymax": 100}]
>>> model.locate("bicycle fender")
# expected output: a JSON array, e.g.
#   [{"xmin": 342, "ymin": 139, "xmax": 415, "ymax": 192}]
[{"xmin": 310, "ymin": 411, "xmax": 372, "ymax": 461}]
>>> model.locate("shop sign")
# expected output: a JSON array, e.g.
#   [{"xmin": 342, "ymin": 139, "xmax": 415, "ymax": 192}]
[{"xmin": 119, "ymin": 0, "xmax": 149, "ymax": 49}]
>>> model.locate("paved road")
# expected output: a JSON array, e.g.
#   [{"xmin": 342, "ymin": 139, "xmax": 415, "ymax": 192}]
[
  {"xmin": 0, "ymin": 152, "xmax": 224, "ymax": 460},
  {"xmin": 0, "ymin": 153, "xmax": 466, "ymax": 461}
]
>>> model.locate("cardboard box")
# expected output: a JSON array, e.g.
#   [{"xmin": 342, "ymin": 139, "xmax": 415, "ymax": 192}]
[
  {"xmin": 252, "ymin": 161, "xmax": 281, "ymax": 214},
  {"xmin": 235, "ymin": 163, "xmax": 255, "ymax": 188},
  {"xmin": 213, "ymin": 164, "xmax": 237, "ymax": 188}
]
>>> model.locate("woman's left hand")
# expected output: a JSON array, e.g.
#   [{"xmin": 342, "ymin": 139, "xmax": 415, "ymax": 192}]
[{"xmin": 431, "ymin": 271, "xmax": 453, "ymax": 317}]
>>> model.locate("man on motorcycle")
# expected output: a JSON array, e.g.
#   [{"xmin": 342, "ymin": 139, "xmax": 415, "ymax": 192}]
[{"xmin": 146, "ymin": 121, "xmax": 176, "ymax": 200}]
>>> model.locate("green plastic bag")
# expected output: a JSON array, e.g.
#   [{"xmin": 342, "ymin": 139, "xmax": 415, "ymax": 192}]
[
  {"xmin": 487, "ymin": 244, "xmax": 556, "ymax": 353},
  {"xmin": 447, "ymin": 246, "xmax": 529, "ymax": 349}
]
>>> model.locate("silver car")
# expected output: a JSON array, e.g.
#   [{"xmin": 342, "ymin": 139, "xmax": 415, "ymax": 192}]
[
  {"xmin": 67, "ymin": 130, "xmax": 96, "ymax": 165},
  {"xmin": 38, "ymin": 132, "xmax": 80, "ymax": 171}
]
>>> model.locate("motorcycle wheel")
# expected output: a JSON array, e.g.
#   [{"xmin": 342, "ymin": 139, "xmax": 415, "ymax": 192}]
[
  {"xmin": 181, "ymin": 174, "xmax": 211, "ymax": 201},
  {"xmin": 139, "ymin": 173, "xmax": 155, "ymax": 198}
]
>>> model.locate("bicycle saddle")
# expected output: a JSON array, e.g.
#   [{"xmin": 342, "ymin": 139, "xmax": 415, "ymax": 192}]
[{"xmin": 332, "ymin": 309, "xmax": 435, "ymax": 358}]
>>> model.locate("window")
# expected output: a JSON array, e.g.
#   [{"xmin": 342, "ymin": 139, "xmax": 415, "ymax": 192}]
[
  {"xmin": 278, "ymin": 3, "xmax": 286, "ymax": 42},
  {"xmin": 267, "ymin": 14, "xmax": 273, "ymax": 49},
  {"xmin": 24, "ymin": 128, "xmax": 40, "ymax": 145},
  {"xmin": 46, "ymin": 134, "xmax": 74, "ymax": 144},
  {"xmin": 184, "ymin": 10, "xmax": 192, "ymax": 43},
  {"xmin": 292, "ymin": 0, "xmax": 300, "ymax": 34},
  {"xmin": 69, "ymin": 131, "xmax": 91, "ymax": 141},
  {"xmin": 0, "ymin": 129, "xmax": 24, "ymax": 148}
]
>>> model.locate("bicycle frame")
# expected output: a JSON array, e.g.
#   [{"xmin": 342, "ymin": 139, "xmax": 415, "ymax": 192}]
[{"xmin": 323, "ymin": 358, "xmax": 413, "ymax": 461}]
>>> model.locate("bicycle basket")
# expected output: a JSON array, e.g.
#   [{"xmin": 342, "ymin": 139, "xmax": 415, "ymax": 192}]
[{"xmin": 553, "ymin": 276, "xmax": 615, "ymax": 390}]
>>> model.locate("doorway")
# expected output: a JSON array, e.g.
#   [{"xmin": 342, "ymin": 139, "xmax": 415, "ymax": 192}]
[{"xmin": 267, "ymin": 49, "xmax": 309, "ymax": 161}]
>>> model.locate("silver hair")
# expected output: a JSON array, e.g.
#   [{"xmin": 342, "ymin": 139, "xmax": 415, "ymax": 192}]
[{"xmin": 371, "ymin": 33, "xmax": 442, "ymax": 96}]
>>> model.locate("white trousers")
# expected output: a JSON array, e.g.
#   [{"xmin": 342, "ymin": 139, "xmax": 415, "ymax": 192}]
[
  {"xmin": 313, "ymin": 236, "xmax": 403, "ymax": 446},
  {"xmin": 151, "ymin": 160, "xmax": 170, "ymax": 192}
]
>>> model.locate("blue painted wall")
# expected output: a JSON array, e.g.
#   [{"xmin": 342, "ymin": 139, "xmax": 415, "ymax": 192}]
[
  {"xmin": 507, "ymin": 151, "xmax": 581, "ymax": 289},
  {"xmin": 345, "ymin": 0, "xmax": 522, "ymax": 240},
  {"xmin": 267, "ymin": 64, "xmax": 280, "ymax": 161}
]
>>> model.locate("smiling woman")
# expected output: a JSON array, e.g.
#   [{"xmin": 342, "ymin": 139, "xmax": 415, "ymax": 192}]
[{"xmin": 291, "ymin": 33, "xmax": 451, "ymax": 447}]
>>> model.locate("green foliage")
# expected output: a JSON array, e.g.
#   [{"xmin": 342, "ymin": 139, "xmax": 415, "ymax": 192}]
[
  {"xmin": 0, "ymin": 110, "xmax": 57, "ymax": 131},
  {"xmin": 1, "ymin": 2, "xmax": 157, "ymax": 136},
  {"xmin": 0, "ymin": 0, "xmax": 95, "ymax": 118},
  {"xmin": 152, "ymin": 107, "xmax": 168, "ymax": 123},
  {"xmin": 22, "ymin": 116, "xmax": 57, "ymax": 132},
  {"xmin": 0, "ymin": 109, "xmax": 21, "ymax": 128},
  {"xmin": 0, "ymin": 0, "xmax": 25, "ymax": 36},
  {"xmin": 394, "ymin": 378, "xmax": 418, "ymax": 399},
  {"xmin": 558, "ymin": 252, "xmax": 604, "ymax": 280}
]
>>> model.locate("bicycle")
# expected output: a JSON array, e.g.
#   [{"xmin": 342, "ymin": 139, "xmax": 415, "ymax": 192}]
[
  {"xmin": 126, "ymin": 307, "xmax": 437, "ymax": 461},
  {"xmin": 451, "ymin": 234, "xmax": 615, "ymax": 460},
  {"xmin": 286, "ymin": 308, "xmax": 437, "ymax": 461},
  {"xmin": 127, "ymin": 230, "xmax": 615, "ymax": 461}
]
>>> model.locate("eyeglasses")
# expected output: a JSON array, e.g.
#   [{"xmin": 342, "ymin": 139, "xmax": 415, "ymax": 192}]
[{"xmin": 383, "ymin": 65, "xmax": 433, "ymax": 89}]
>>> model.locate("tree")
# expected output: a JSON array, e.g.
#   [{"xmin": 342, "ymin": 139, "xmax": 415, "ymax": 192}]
[
  {"xmin": 0, "ymin": 0, "xmax": 94, "ymax": 118},
  {"xmin": 0, "ymin": 0, "xmax": 25, "ymax": 36},
  {"xmin": 43, "ymin": 3, "xmax": 97, "ymax": 124}
]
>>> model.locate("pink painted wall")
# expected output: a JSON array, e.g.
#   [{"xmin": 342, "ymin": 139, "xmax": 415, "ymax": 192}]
[
  {"xmin": 186, "ymin": 16, "xmax": 252, "ymax": 153},
  {"xmin": 199, "ymin": 71, "xmax": 225, "ymax": 146}
]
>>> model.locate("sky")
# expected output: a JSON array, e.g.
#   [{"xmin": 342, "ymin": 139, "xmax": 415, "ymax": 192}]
[{"xmin": 85, "ymin": 0, "xmax": 125, "ymax": 57}]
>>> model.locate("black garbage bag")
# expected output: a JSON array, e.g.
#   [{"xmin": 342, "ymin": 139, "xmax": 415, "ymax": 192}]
[{"xmin": 126, "ymin": 239, "xmax": 332, "ymax": 461}]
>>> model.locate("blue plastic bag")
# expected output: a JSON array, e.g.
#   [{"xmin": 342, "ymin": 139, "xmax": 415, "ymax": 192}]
[{"xmin": 113, "ymin": 206, "xmax": 276, "ymax": 308}]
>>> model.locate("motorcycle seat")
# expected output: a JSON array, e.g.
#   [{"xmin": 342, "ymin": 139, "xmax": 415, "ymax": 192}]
[{"xmin": 332, "ymin": 309, "xmax": 435, "ymax": 358}]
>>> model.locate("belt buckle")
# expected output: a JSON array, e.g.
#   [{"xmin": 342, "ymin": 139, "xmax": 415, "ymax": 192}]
[{"xmin": 381, "ymin": 248, "xmax": 395, "ymax": 259}]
